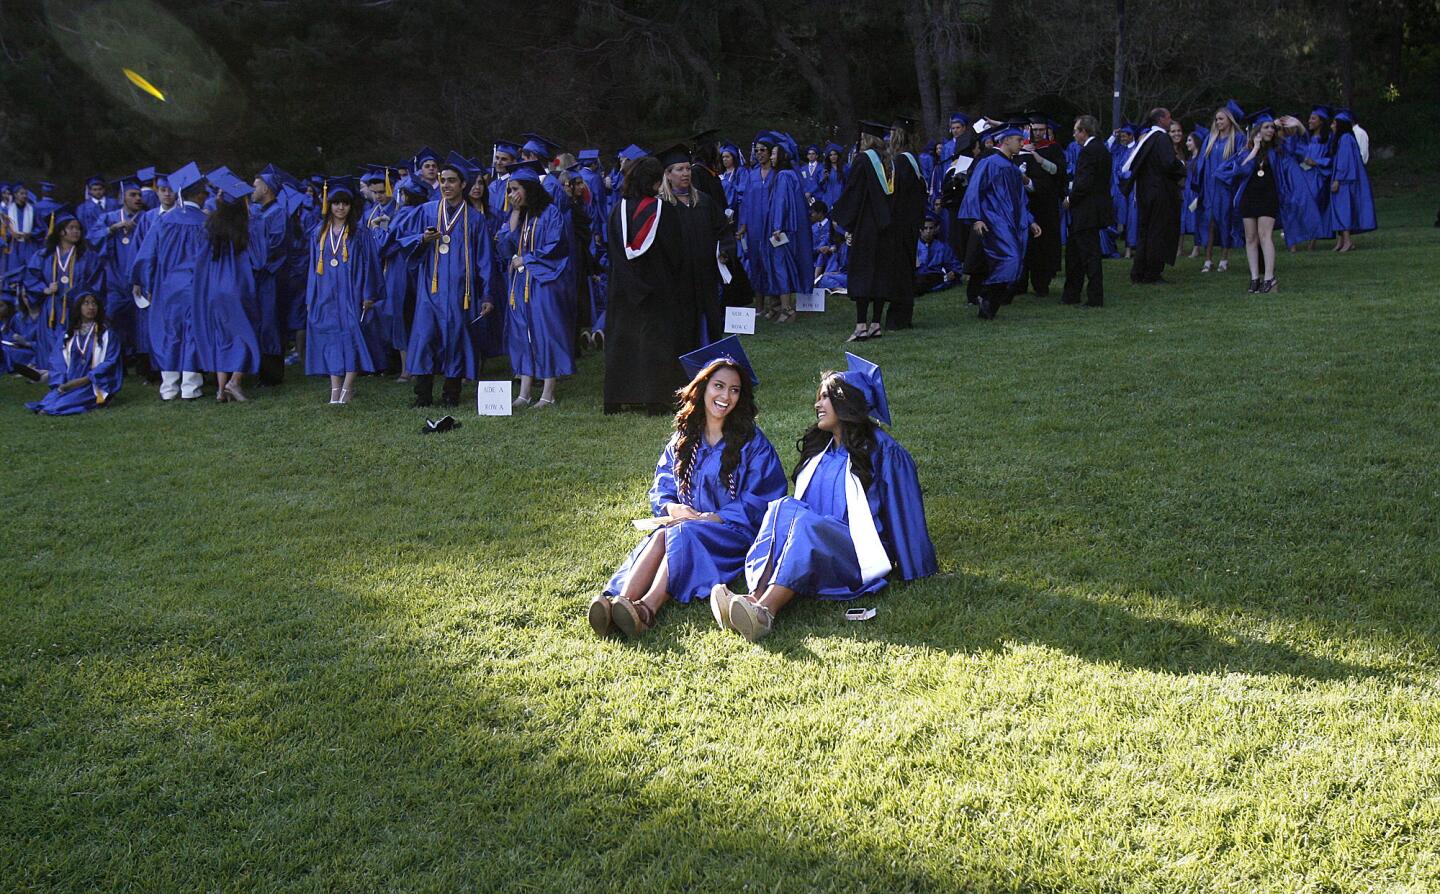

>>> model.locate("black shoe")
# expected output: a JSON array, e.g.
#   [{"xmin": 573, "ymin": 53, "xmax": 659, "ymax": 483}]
[
  {"xmin": 1247, "ymin": 279, "xmax": 1260, "ymax": 293},
  {"xmin": 410, "ymin": 396, "xmax": 433, "ymax": 408},
  {"xmin": 440, "ymin": 396, "xmax": 460, "ymax": 408},
  {"xmin": 1259, "ymin": 279, "xmax": 1276, "ymax": 294}
]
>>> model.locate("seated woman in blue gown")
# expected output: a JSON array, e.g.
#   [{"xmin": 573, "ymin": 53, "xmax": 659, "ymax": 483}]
[
  {"xmin": 26, "ymin": 292, "xmax": 122, "ymax": 415},
  {"xmin": 590, "ymin": 336, "xmax": 787, "ymax": 638},
  {"xmin": 713, "ymin": 354, "xmax": 938, "ymax": 642}
]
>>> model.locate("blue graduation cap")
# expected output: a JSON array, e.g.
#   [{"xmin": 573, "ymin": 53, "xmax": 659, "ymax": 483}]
[
  {"xmin": 1310, "ymin": 105, "xmax": 1331, "ymax": 121},
  {"xmin": 991, "ymin": 123, "xmax": 1026, "ymax": 141},
  {"xmin": 136, "ymin": 166, "xmax": 157, "ymax": 184},
  {"xmin": 277, "ymin": 184, "xmax": 307, "ymax": 216},
  {"xmin": 395, "ymin": 175, "xmax": 431, "ymax": 198},
  {"xmin": 507, "ymin": 159, "xmax": 546, "ymax": 183},
  {"xmin": 679, "ymin": 335, "xmax": 759, "ymax": 386},
  {"xmin": 578, "ymin": 148, "xmax": 600, "ymax": 162},
  {"xmin": 206, "ymin": 165, "xmax": 233, "ymax": 181},
  {"xmin": 804, "ymin": 143, "xmax": 820, "ymax": 154},
  {"xmin": 412, "ymin": 146, "xmax": 441, "ymax": 167},
  {"xmin": 443, "ymin": 150, "xmax": 480, "ymax": 181},
  {"xmin": 257, "ymin": 163, "xmax": 298, "ymax": 194},
  {"xmin": 770, "ymin": 131, "xmax": 799, "ymax": 162},
  {"xmin": 950, "ymin": 112, "xmax": 972, "ymax": 126},
  {"xmin": 324, "ymin": 176, "xmax": 360, "ymax": 203},
  {"xmin": 360, "ymin": 165, "xmax": 389, "ymax": 185},
  {"xmin": 838, "ymin": 352, "xmax": 890, "ymax": 426},
  {"xmin": 520, "ymin": 132, "xmax": 561, "ymax": 157},
  {"xmin": 493, "ymin": 140, "xmax": 520, "ymax": 159},
  {"xmin": 1224, "ymin": 99, "xmax": 1246, "ymax": 123},
  {"xmin": 1246, "ymin": 107, "xmax": 1275, "ymax": 126},
  {"xmin": 753, "ymin": 131, "xmax": 777, "ymax": 147},
  {"xmin": 617, "ymin": 144, "xmax": 647, "ymax": 162},
  {"xmin": 39, "ymin": 181, "xmax": 56, "ymax": 196},
  {"xmin": 824, "ymin": 141, "xmax": 844, "ymax": 154},
  {"xmin": 209, "ymin": 171, "xmax": 252, "ymax": 203},
  {"xmin": 85, "ymin": 174, "xmax": 105, "ymax": 187},
  {"xmin": 1191, "ymin": 124, "xmax": 1210, "ymax": 144},
  {"xmin": 153, "ymin": 173, "xmax": 171, "ymax": 190},
  {"xmin": 117, "ymin": 178, "xmax": 142, "ymax": 194},
  {"xmin": 1333, "ymin": 108, "xmax": 1354, "ymax": 123},
  {"xmin": 168, "ymin": 162, "xmax": 204, "ymax": 196}
]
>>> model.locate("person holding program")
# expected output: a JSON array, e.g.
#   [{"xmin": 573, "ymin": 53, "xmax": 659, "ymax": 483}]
[{"xmin": 590, "ymin": 336, "xmax": 787, "ymax": 639}]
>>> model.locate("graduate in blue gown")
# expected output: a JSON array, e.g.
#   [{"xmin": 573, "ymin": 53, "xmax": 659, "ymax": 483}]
[
  {"xmin": 0, "ymin": 299, "xmax": 40, "ymax": 375},
  {"xmin": 914, "ymin": 212, "xmax": 962, "ymax": 293},
  {"xmin": 1179, "ymin": 128, "xmax": 1203, "ymax": 248},
  {"xmin": 377, "ymin": 176, "xmax": 429, "ymax": 372},
  {"xmin": 304, "ymin": 177, "xmax": 384, "ymax": 404},
  {"xmin": 75, "ymin": 175, "xmax": 120, "ymax": 234},
  {"xmin": 250, "ymin": 165, "xmax": 295, "ymax": 382},
  {"xmin": 191, "ymin": 172, "xmax": 265, "ymax": 402},
  {"xmin": 764, "ymin": 133, "xmax": 814, "ymax": 322},
  {"xmin": 24, "ymin": 203, "xmax": 106, "ymax": 369},
  {"xmin": 956, "ymin": 124, "xmax": 1039, "ymax": 320},
  {"xmin": 1193, "ymin": 101, "xmax": 1247, "ymax": 271},
  {"xmin": 737, "ymin": 134, "xmax": 777, "ymax": 313},
  {"xmin": 590, "ymin": 338, "xmax": 787, "ymax": 638},
  {"xmin": 817, "ymin": 143, "xmax": 847, "ymax": 209},
  {"xmin": 1293, "ymin": 107, "xmax": 1335, "ymax": 248},
  {"xmin": 495, "ymin": 159, "xmax": 574, "ymax": 408},
  {"xmin": 400, "ymin": 159, "xmax": 496, "ymax": 407},
  {"xmin": 715, "ymin": 354, "xmax": 937, "ymax": 642},
  {"xmin": 128, "ymin": 173, "xmax": 178, "ymax": 370},
  {"xmin": 88, "ymin": 180, "xmax": 148, "ymax": 357},
  {"xmin": 798, "ymin": 144, "xmax": 823, "ymax": 201},
  {"xmin": 131, "ymin": 162, "xmax": 210, "ymax": 400},
  {"xmin": 1325, "ymin": 109, "xmax": 1376, "ymax": 252},
  {"xmin": 26, "ymin": 293, "xmax": 123, "ymax": 415},
  {"xmin": 719, "ymin": 144, "xmax": 746, "ymax": 211},
  {"xmin": 3, "ymin": 186, "xmax": 43, "ymax": 293},
  {"xmin": 1219, "ymin": 113, "xmax": 1328, "ymax": 261}
]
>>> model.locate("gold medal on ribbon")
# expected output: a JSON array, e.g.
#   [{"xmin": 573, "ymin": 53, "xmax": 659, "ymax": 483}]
[
  {"xmin": 442, "ymin": 234, "xmax": 452, "ymax": 245},
  {"xmin": 438, "ymin": 243, "xmax": 450, "ymax": 255},
  {"xmin": 60, "ymin": 275, "xmax": 70, "ymax": 284},
  {"xmin": 1257, "ymin": 169, "xmax": 1266, "ymax": 178},
  {"xmin": 121, "ymin": 237, "xmax": 131, "ymax": 245},
  {"xmin": 330, "ymin": 258, "xmax": 339, "ymax": 267}
]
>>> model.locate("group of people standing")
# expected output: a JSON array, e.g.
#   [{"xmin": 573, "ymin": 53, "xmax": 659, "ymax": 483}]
[{"xmin": 2, "ymin": 101, "xmax": 1378, "ymax": 416}]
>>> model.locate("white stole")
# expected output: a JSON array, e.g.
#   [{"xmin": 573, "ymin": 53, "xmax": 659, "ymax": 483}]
[
  {"xmin": 1122, "ymin": 126, "xmax": 1165, "ymax": 174},
  {"xmin": 64, "ymin": 329, "xmax": 112, "ymax": 404},
  {"xmin": 793, "ymin": 451, "xmax": 891, "ymax": 585},
  {"xmin": 6, "ymin": 202, "xmax": 34, "ymax": 235}
]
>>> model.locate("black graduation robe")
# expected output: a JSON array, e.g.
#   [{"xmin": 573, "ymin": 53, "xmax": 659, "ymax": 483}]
[
  {"xmin": 1023, "ymin": 143, "xmax": 1067, "ymax": 279},
  {"xmin": 831, "ymin": 151, "xmax": 909, "ymax": 300},
  {"xmin": 1121, "ymin": 128, "xmax": 1185, "ymax": 282},
  {"xmin": 603, "ymin": 197, "xmax": 691, "ymax": 410},
  {"xmin": 673, "ymin": 191, "xmax": 731, "ymax": 344}
]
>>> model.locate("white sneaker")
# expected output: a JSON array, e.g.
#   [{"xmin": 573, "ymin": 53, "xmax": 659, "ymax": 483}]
[
  {"xmin": 709, "ymin": 584, "xmax": 736, "ymax": 630},
  {"xmin": 1200, "ymin": 260, "xmax": 1213, "ymax": 273},
  {"xmin": 728, "ymin": 597, "xmax": 774, "ymax": 642},
  {"xmin": 1217, "ymin": 259, "xmax": 1229, "ymax": 272}
]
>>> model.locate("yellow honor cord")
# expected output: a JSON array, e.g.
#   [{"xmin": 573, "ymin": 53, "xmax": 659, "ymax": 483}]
[
  {"xmin": 430, "ymin": 202, "xmax": 441, "ymax": 296},
  {"xmin": 462, "ymin": 207, "xmax": 472, "ymax": 311}
]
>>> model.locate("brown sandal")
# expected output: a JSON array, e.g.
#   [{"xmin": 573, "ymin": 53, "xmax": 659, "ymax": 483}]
[
  {"xmin": 587, "ymin": 595, "xmax": 616, "ymax": 637},
  {"xmin": 610, "ymin": 598, "xmax": 655, "ymax": 638}
]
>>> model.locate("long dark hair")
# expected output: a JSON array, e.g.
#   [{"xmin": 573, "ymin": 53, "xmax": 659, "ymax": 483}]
[
  {"xmin": 66, "ymin": 292, "xmax": 106, "ymax": 337},
  {"xmin": 45, "ymin": 218, "xmax": 87, "ymax": 255},
  {"xmin": 1327, "ymin": 118, "xmax": 1354, "ymax": 157},
  {"xmin": 793, "ymin": 372, "xmax": 877, "ymax": 491},
  {"xmin": 324, "ymin": 192, "xmax": 363, "ymax": 238},
  {"xmin": 671, "ymin": 359, "xmax": 757, "ymax": 501},
  {"xmin": 623, "ymin": 158, "xmax": 664, "ymax": 200},
  {"xmin": 512, "ymin": 179, "xmax": 552, "ymax": 216},
  {"xmin": 207, "ymin": 198, "xmax": 251, "ymax": 259}
]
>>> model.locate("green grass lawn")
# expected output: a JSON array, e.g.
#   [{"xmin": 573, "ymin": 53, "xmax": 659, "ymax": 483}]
[{"xmin": 3, "ymin": 187, "xmax": 1439, "ymax": 893}]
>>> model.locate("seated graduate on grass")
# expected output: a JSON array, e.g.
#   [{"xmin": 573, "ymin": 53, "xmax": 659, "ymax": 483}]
[
  {"xmin": 590, "ymin": 336, "xmax": 788, "ymax": 639},
  {"xmin": 0, "ymin": 298, "xmax": 43, "ymax": 380},
  {"xmin": 26, "ymin": 292, "xmax": 122, "ymax": 416},
  {"xmin": 712, "ymin": 354, "xmax": 938, "ymax": 642}
]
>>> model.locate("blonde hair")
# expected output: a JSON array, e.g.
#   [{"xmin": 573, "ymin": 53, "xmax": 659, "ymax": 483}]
[{"xmin": 1203, "ymin": 108, "xmax": 1242, "ymax": 160}]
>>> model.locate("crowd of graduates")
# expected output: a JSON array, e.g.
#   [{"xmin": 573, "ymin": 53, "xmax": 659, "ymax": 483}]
[{"xmin": 0, "ymin": 101, "xmax": 1376, "ymax": 417}]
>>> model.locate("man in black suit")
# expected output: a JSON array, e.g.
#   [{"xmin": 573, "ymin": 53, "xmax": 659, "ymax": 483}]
[
  {"xmin": 1123, "ymin": 106, "xmax": 1186, "ymax": 284},
  {"xmin": 1062, "ymin": 115, "xmax": 1115, "ymax": 307}
]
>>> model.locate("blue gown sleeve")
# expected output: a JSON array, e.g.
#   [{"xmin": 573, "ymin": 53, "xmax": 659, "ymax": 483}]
[
  {"xmin": 398, "ymin": 203, "xmax": 432, "ymax": 257},
  {"xmin": 91, "ymin": 330, "xmax": 124, "ymax": 397},
  {"xmin": 648, "ymin": 438, "xmax": 681, "ymax": 516},
  {"xmin": 130, "ymin": 220, "xmax": 159, "ymax": 291},
  {"xmin": 354, "ymin": 227, "xmax": 383, "ymax": 305},
  {"xmin": 714, "ymin": 432, "xmax": 789, "ymax": 531},
  {"xmin": 22, "ymin": 251, "xmax": 47, "ymax": 294},
  {"xmin": 956, "ymin": 158, "xmax": 988, "ymax": 223},
  {"xmin": 521, "ymin": 207, "xmax": 569, "ymax": 285},
  {"xmin": 86, "ymin": 213, "xmax": 112, "ymax": 250},
  {"xmin": 874, "ymin": 432, "xmax": 938, "ymax": 581},
  {"xmin": 495, "ymin": 222, "xmax": 518, "ymax": 259},
  {"xmin": 1332, "ymin": 136, "xmax": 1358, "ymax": 183}
]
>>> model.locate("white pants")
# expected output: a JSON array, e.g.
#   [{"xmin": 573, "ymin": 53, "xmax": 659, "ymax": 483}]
[{"xmin": 160, "ymin": 370, "xmax": 203, "ymax": 400}]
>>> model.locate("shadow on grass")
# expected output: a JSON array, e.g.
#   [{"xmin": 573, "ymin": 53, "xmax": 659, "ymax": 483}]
[{"xmin": 624, "ymin": 571, "xmax": 1386, "ymax": 682}]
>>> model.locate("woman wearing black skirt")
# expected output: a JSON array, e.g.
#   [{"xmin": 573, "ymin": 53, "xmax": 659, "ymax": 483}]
[{"xmin": 1235, "ymin": 119, "xmax": 1282, "ymax": 293}]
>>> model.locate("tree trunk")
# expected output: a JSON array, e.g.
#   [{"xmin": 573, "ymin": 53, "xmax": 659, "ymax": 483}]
[
  {"xmin": 1111, "ymin": 0, "xmax": 1126, "ymax": 132},
  {"xmin": 904, "ymin": 0, "xmax": 939, "ymax": 141}
]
